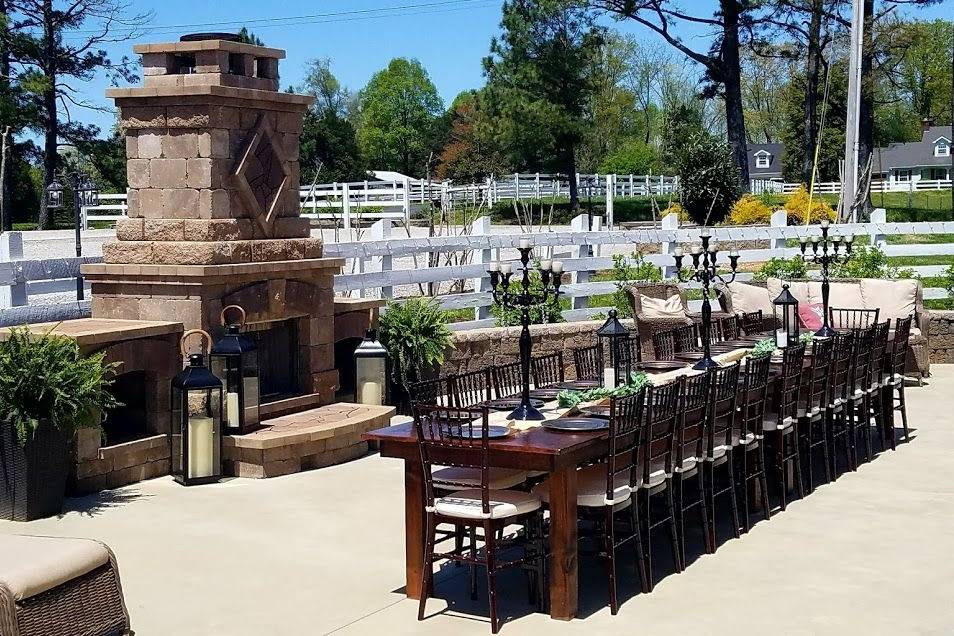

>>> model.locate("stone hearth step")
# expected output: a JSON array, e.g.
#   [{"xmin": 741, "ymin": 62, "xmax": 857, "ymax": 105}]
[{"xmin": 223, "ymin": 403, "xmax": 395, "ymax": 479}]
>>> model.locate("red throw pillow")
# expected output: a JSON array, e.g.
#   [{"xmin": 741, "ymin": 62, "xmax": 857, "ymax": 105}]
[{"xmin": 798, "ymin": 302, "xmax": 824, "ymax": 330}]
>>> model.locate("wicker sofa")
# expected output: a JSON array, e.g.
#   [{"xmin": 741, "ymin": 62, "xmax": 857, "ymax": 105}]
[
  {"xmin": 715, "ymin": 277, "xmax": 930, "ymax": 378},
  {"xmin": 0, "ymin": 534, "xmax": 131, "ymax": 636}
]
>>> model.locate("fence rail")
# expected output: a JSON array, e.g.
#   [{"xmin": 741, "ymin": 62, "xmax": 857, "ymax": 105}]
[{"xmin": 7, "ymin": 208, "xmax": 954, "ymax": 329}]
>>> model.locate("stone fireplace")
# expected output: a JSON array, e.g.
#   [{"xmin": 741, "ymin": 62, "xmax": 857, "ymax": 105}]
[{"xmin": 82, "ymin": 35, "xmax": 342, "ymax": 407}]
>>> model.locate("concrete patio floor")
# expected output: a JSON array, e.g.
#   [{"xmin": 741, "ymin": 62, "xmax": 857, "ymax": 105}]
[{"xmin": 4, "ymin": 367, "xmax": 954, "ymax": 635}]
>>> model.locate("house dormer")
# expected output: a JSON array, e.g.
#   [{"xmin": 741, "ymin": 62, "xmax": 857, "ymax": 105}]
[
  {"xmin": 935, "ymin": 137, "xmax": 951, "ymax": 158},
  {"xmin": 754, "ymin": 149, "xmax": 772, "ymax": 169}
]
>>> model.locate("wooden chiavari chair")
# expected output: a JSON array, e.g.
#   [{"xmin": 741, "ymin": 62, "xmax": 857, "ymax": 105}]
[
  {"xmin": 866, "ymin": 321, "xmax": 892, "ymax": 453},
  {"xmin": 702, "ymin": 363, "xmax": 741, "ymax": 548},
  {"xmin": 531, "ymin": 352, "xmax": 565, "ymax": 389},
  {"xmin": 847, "ymin": 326, "xmax": 877, "ymax": 466},
  {"xmin": 735, "ymin": 353, "xmax": 772, "ymax": 532},
  {"xmin": 573, "ymin": 343, "xmax": 603, "ymax": 381},
  {"xmin": 652, "ymin": 329, "xmax": 676, "ymax": 361},
  {"xmin": 637, "ymin": 380, "xmax": 683, "ymax": 592},
  {"xmin": 764, "ymin": 343, "xmax": 806, "ymax": 511},
  {"xmin": 450, "ymin": 368, "xmax": 493, "ymax": 409},
  {"xmin": 719, "ymin": 315, "xmax": 740, "ymax": 341},
  {"xmin": 410, "ymin": 376, "xmax": 450, "ymax": 407},
  {"xmin": 673, "ymin": 373, "xmax": 712, "ymax": 560},
  {"xmin": 799, "ymin": 337, "xmax": 835, "ymax": 492},
  {"xmin": 673, "ymin": 323, "xmax": 699, "ymax": 353},
  {"xmin": 491, "ymin": 361, "xmax": 522, "ymax": 399},
  {"xmin": 413, "ymin": 405, "xmax": 545, "ymax": 634},
  {"xmin": 740, "ymin": 310, "xmax": 766, "ymax": 335},
  {"xmin": 827, "ymin": 331, "xmax": 856, "ymax": 474},
  {"xmin": 883, "ymin": 315, "xmax": 913, "ymax": 449},
  {"xmin": 830, "ymin": 307, "xmax": 880, "ymax": 330}
]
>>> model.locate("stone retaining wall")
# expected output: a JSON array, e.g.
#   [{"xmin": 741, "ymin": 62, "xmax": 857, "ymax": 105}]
[
  {"xmin": 929, "ymin": 310, "xmax": 954, "ymax": 363},
  {"xmin": 72, "ymin": 430, "xmax": 169, "ymax": 495}
]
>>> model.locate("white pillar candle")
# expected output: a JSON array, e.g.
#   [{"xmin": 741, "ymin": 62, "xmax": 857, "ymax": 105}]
[
  {"xmin": 226, "ymin": 392, "xmax": 240, "ymax": 429},
  {"xmin": 359, "ymin": 381, "xmax": 383, "ymax": 406},
  {"xmin": 552, "ymin": 261, "xmax": 564, "ymax": 274},
  {"xmin": 500, "ymin": 262, "xmax": 512, "ymax": 275},
  {"xmin": 519, "ymin": 238, "xmax": 530, "ymax": 249},
  {"xmin": 540, "ymin": 259, "xmax": 552, "ymax": 271},
  {"xmin": 776, "ymin": 329, "xmax": 788, "ymax": 349},
  {"xmin": 603, "ymin": 367, "xmax": 616, "ymax": 390},
  {"xmin": 187, "ymin": 415, "xmax": 214, "ymax": 479}
]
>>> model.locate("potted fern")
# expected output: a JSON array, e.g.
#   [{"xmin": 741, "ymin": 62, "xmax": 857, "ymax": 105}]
[
  {"xmin": 378, "ymin": 298, "xmax": 454, "ymax": 415},
  {"xmin": 0, "ymin": 327, "xmax": 118, "ymax": 521}
]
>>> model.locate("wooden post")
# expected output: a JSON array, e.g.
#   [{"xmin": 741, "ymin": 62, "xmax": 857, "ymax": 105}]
[
  {"xmin": 514, "ymin": 173, "xmax": 521, "ymax": 201},
  {"xmin": 770, "ymin": 209, "xmax": 788, "ymax": 251},
  {"xmin": 471, "ymin": 216, "xmax": 493, "ymax": 321},
  {"xmin": 402, "ymin": 177, "xmax": 412, "ymax": 225},
  {"xmin": 570, "ymin": 213, "xmax": 593, "ymax": 310},
  {"xmin": 0, "ymin": 231, "xmax": 27, "ymax": 308},
  {"xmin": 870, "ymin": 207, "xmax": 887, "ymax": 247},
  {"xmin": 605, "ymin": 174, "xmax": 614, "ymax": 229},
  {"xmin": 660, "ymin": 212, "xmax": 680, "ymax": 280},
  {"xmin": 369, "ymin": 219, "xmax": 393, "ymax": 299},
  {"xmin": 342, "ymin": 182, "xmax": 352, "ymax": 233}
]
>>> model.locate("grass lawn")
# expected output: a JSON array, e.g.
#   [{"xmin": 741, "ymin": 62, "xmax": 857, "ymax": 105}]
[{"xmin": 889, "ymin": 255, "xmax": 954, "ymax": 266}]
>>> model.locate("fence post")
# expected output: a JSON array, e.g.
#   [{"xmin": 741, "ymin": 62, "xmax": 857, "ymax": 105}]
[
  {"xmin": 570, "ymin": 213, "xmax": 594, "ymax": 311},
  {"xmin": 341, "ymin": 182, "xmax": 352, "ymax": 234},
  {"xmin": 401, "ymin": 177, "xmax": 411, "ymax": 225},
  {"xmin": 605, "ymin": 174, "xmax": 615, "ymax": 229},
  {"xmin": 0, "ymin": 231, "xmax": 27, "ymax": 308},
  {"xmin": 368, "ymin": 219, "xmax": 393, "ymax": 299},
  {"xmin": 660, "ymin": 212, "xmax": 680, "ymax": 279},
  {"xmin": 514, "ymin": 173, "xmax": 520, "ymax": 201},
  {"xmin": 870, "ymin": 207, "xmax": 887, "ymax": 247},
  {"xmin": 535, "ymin": 172, "xmax": 540, "ymax": 198},
  {"xmin": 471, "ymin": 216, "xmax": 493, "ymax": 321},
  {"xmin": 770, "ymin": 209, "xmax": 787, "ymax": 251}
]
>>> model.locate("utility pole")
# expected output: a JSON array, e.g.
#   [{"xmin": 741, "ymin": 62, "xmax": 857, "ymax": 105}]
[
  {"xmin": 950, "ymin": 21, "xmax": 953, "ymax": 217},
  {"xmin": 841, "ymin": 0, "xmax": 864, "ymax": 222},
  {"xmin": 0, "ymin": 126, "xmax": 9, "ymax": 233}
]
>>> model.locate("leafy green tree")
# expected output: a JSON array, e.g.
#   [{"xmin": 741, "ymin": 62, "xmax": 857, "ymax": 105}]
[
  {"xmin": 237, "ymin": 27, "xmax": 264, "ymax": 46},
  {"xmin": 779, "ymin": 59, "xmax": 847, "ymax": 182},
  {"xmin": 483, "ymin": 0, "xmax": 603, "ymax": 210},
  {"xmin": 672, "ymin": 131, "xmax": 741, "ymax": 225},
  {"xmin": 436, "ymin": 90, "xmax": 505, "ymax": 182},
  {"xmin": 598, "ymin": 137, "xmax": 658, "ymax": 174},
  {"xmin": 356, "ymin": 58, "xmax": 444, "ymax": 176}
]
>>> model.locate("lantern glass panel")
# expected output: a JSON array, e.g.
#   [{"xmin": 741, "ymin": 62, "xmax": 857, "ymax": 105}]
[
  {"xmin": 242, "ymin": 350, "xmax": 260, "ymax": 427},
  {"xmin": 356, "ymin": 356, "xmax": 386, "ymax": 406},
  {"xmin": 172, "ymin": 385, "xmax": 222, "ymax": 484}
]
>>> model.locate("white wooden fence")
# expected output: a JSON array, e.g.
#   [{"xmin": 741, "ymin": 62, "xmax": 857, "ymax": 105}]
[
  {"xmin": 6, "ymin": 209, "xmax": 954, "ymax": 329},
  {"xmin": 751, "ymin": 178, "xmax": 954, "ymax": 195}
]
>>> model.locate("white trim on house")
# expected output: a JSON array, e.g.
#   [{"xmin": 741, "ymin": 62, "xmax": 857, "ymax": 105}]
[
  {"xmin": 934, "ymin": 137, "xmax": 950, "ymax": 157},
  {"xmin": 754, "ymin": 150, "xmax": 771, "ymax": 168}
]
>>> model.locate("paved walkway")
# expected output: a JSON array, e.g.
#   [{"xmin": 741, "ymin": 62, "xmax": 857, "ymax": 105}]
[{"xmin": 4, "ymin": 368, "xmax": 954, "ymax": 635}]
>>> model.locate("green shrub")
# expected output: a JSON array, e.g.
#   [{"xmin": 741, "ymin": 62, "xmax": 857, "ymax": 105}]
[
  {"xmin": 672, "ymin": 132, "xmax": 742, "ymax": 226},
  {"xmin": 0, "ymin": 326, "xmax": 119, "ymax": 447},
  {"xmin": 378, "ymin": 298, "xmax": 454, "ymax": 389},
  {"xmin": 829, "ymin": 245, "xmax": 916, "ymax": 280},
  {"xmin": 490, "ymin": 268, "xmax": 565, "ymax": 327},
  {"xmin": 752, "ymin": 256, "xmax": 808, "ymax": 282}
]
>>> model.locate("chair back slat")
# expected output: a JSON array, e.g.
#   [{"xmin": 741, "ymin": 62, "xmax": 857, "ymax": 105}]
[
  {"xmin": 803, "ymin": 337, "xmax": 835, "ymax": 413},
  {"xmin": 776, "ymin": 343, "xmax": 807, "ymax": 426},
  {"xmin": 830, "ymin": 331, "xmax": 855, "ymax": 405},
  {"xmin": 707, "ymin": 363, "xmax": 740, "ymax": 455},
  {"xmin": 740, "ymin": 310, "xmax": 765, "ymax": 335},
  {"xmin": 450, "ymin": 368, "xmax": 493, "ymax": 408},
  {"xmin": 573, "ymin": 343, "xmax": 603, "ymax": 380},
  {"xmin": 677, "ymin": 372, "xmax": 711, "ymax": 467},
  {"xmin": 738, "ymin": 354, "xmax": 772, "ymax": 441},
  {"xmin": 849, "ymin": 326, "xmax": 876, "ymax": 393},
  {"xmin": 652, "ymin": 329, "xmax": 676, "ymax": 361},
  {"xmin": 413, "ymin": 405, "xmax": 491, "ymax": 514},
  {"xmin": 830, "ymin": 307, "xmax": 880, "ymax": 330},
  {"xmin": 642, "ymin": 380, "xmax": 681, "ymax": 479},
  {"xmin": 868, "ymin": 321, "xmax": 891, "ymax": 389},
  {"xmin": 606, "ymin": 390, "xmax": 647, "ymax": 498},
  {"xmin": 410, "ymin": 377, "xmax": 450, "ymax": 407},
  {"xmin": 531, "ymin": 352, "xmax": 565, "ymax": 389},
  {"xmin": 491, "ymin": 361, "xmax": 522, "ymax": 399},
  {"xmin": 673, "ymin": 323, "xmax": 699, "ymax": 353},
  {"xmin": 719, "ymin": 315, "xmax": 740, "ymax": 341}
]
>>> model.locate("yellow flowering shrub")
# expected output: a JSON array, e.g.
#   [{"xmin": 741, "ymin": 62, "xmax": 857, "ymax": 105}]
[
  {"xmin": 662, "ymin": 202, "xmax": 690, "ymax": 222},
  {"xmin": 728, "ymin": 194, "xmax": 772, "ymax": 225},
  {"xmin": 784, "ymin": 185, "xmax": 835, "ymax": 224}
]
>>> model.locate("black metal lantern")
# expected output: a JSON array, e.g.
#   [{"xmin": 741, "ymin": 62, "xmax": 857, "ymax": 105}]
[
  {"xmin": 596, "ymin": 309, "xmax": 631, "ymax": 388},
  {"xmin": 79, "ymin": 178, "xmax": 100, "ymax": 208},
  {"xmin": 171, "ymin": 330, "xmax": 223, "ymax": 486},
  {"xmin": 210, "ymin": 305, "xmax": 260, "ymax": 434},
  {"xmin": 354, "ymin": 329, "xmax": 388, "ymax": 406},
  {"xmin": 45, "ymin": 179, "xmax": 64, "ymax": 210},
  {"xmin": 773, "ymin": 284, "xmax": 800, "ymax": 349}
]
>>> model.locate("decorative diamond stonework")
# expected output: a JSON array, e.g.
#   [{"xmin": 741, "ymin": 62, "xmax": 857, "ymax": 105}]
[{"xmin": 234, "ymin": 114, "xmax": 291, "ymax": 237}]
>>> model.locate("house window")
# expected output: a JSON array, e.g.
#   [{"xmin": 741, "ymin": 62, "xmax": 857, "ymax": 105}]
[
  {"xmin": 896, "ymin": 169, "xmax": 913, "ymax": 182},
  {"xmin": 930, "ymin": 168, "xmax": 950, "ymax": 181},
  {"xmin": 936, "ymin": 140, "xmax": 950, "ymax": 157},
  {"xmin": 755, "ymin": 152, "xmax": 771, "ymax": 169}
]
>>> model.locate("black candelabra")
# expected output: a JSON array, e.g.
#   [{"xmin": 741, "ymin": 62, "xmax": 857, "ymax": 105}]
[
  {"xmin": 673, "ymin": 228, "xmax": 741, "ymax": 370},
  {"xmin": 487, "ymin": 242, "xmax": 563, "ymax": 421},
  {"xmin": 799, "ymin": 219, "xmax": 854, "ymax": 337}
]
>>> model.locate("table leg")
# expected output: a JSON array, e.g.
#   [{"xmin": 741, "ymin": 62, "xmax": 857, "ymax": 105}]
[
  {"xmin": 548, "ymin": 466, "xmax": 578, "ymax": 620},
  {"xmin": 404, "ymin": 458, "xmax": 425, "ymax": 600}
]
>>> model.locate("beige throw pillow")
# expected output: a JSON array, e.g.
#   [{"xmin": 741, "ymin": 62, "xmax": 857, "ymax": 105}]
[
  {"xmin": 860, "ymin": 278, "xmax": 918, "ymax": 322},
  {"xmin": 640, "ymin": 294, "xmax": 685, "ymax": 319},
  {"xmin": 727, "ymin": 282, "xmax": 773, "ymax": 316}
]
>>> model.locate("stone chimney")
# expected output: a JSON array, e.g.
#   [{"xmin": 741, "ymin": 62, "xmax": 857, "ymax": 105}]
[
  {"xmin": 83, "ymin": 35, "xmax": 342, "ymax": 404},
  {"xmin": 922, "ymin": 117, "xmax": 935, "ymax": 133}
]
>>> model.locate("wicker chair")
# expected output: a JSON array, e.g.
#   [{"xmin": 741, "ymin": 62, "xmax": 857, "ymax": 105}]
[
  {"xmin": 0, "ymin": 534, "xmax": 131, "ymax": 636},
  {"xmin": 622, "ymin": 282, "xmax": 694, "ymax": 360}
]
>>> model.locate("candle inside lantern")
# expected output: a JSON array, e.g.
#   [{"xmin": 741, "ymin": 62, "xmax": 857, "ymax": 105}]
[
  {"xmin": 358, "ymin": 381, "xmax": 383, "ymax": 406},
  {"xmin": 776, "ymin": 329, "xmax": 788, "ymax": 348},
  {"xmin": 187, "ymin": 415, "xmax": 214, "ymax": 479},
  {"xmin": 603, "ymin": 367, "xmax": 616, "ymax": 390},
  {"xmin": 519, "ymin": 238, "xmax": 530, "ymax": 250},
  {"xmin": 226, "ymin": 391, "xmax": 239, "ymax": 429},
  {"xmin": 552, "ymin": 261, "xmax": 564, "ymax": 274}
]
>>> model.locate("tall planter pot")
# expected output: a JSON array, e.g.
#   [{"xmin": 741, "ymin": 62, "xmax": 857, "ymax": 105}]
[{"xmin": 0, "ymin": 419, "xmax": 70, "ymax": 521}]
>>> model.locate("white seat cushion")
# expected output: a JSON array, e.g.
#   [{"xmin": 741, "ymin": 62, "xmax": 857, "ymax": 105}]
[
  {"xmin": 433, "ymin": 489, "xmax": 541, "ymax": 520},
  {"xmin": 763, "ymin": 416, "xmax": 794, "ymax": 432},
  {"xmin": 432, "ymin": 466, "xmax": 528, "ymax": 490},
  {"xmin": 797, "ymin": 405, "xmax": 823, "ymax": 419},
  {"xmin": 639, "ymin": 459, "xmax": 669, "ymax": 490},
  {"xmin": 533, "ymin": 464, "xmax": 632, "ymax": 508},
  {"xmin": 0, "ymin": 534, "xmax": 111, "ymax": 601}
]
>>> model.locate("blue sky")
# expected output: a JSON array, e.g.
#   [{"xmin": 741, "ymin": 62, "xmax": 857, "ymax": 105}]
[{"xmin": 71, "ymin": 0, "xmax": 953, "ymax": 137}]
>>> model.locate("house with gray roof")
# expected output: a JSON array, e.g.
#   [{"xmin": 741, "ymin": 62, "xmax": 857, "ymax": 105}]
[
  {"xmin": 748, "ymin": 143, "xmax": 785, "ymax": 181},
  {"xmin": 872, "ymin": 122, "xmax": 952, "ymax": 186}
]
